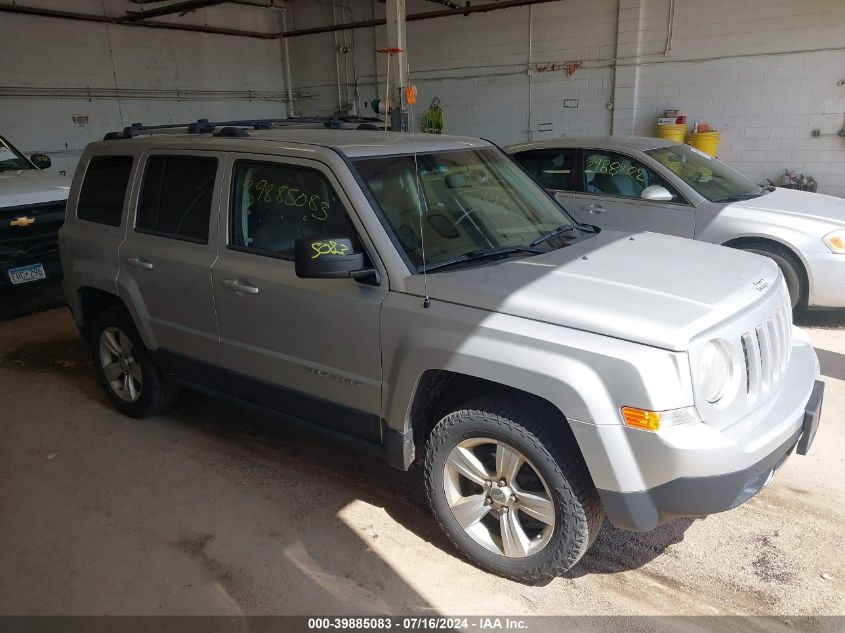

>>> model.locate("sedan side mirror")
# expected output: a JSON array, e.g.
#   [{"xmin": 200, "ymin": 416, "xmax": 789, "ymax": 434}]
[
  {"xmin": 30, "ymin": 153, "xmax": 51, "ymax": 170},
  {"xmin": 294, "ymin": 236, "xmax": 373, "ymax": 279},
  {"xmin": 641, "ymin": 185, "xmax": 674, "ymax": 202}
]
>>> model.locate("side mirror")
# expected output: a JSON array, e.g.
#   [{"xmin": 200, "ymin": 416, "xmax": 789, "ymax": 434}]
[
  {"xmin": 30, "ymin": 154, "xmax": 51, "ymax": 170},
  {"xmin": 641, "ymin": 185, "xmax": 674, "ymax": 202},
  {"xmin": 294, "ymin": 236, "xmax": 372, "ymax": 279}
]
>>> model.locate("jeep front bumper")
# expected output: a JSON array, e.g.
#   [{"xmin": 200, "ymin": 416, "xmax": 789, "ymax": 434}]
[{"xmin": 572, "ymin": 335, "xmax": 822, "ymax": 532}]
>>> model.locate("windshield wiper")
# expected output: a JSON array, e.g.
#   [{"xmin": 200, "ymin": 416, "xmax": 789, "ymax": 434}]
[
  {"xmin": 530, "ymin": 224, "xmax": 589, "ymax": 247},
  {"xmin": 714, "ymin": 190, "xmax": 767, "ymax": 203},
  {"xmin": 424, "ymin": 245, "xmax": 544, "ymax": 272}
]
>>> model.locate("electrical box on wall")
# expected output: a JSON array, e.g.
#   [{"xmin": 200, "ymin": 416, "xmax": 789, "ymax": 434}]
[
  {"xmin": 563, "ymin": 99, "xmax": 579, "ymax": 108},
  {"xmin": 538, "ymin": 122, "xmax": 553, "ymax": 132}
]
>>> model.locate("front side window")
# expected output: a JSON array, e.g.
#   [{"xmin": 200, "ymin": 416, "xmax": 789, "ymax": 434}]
[
  {"xmin": 0, "ymin": 135, "xmax": 33, "ymax": 172},
  {"xmin": 583, "ymin": 150, "xmax": 678, "ymax": 200},
  {"xmin": 513, "ymin": 148, "xmax": 575, "ymax": 191},
  {"xmin": 230, "ymin": 160, "xmax": 358, "ymax": 259},
  {"xmin": 645, "ymin": 144, "xmax": 764, "ymax": 202},
  {"xmin": 77, "ymin": 156, "xmax": 134, "ymax": 227},
  {"xmin": 136, "ymin": 155, "xmax": 217, "ymax": 243},
  {"xmin": 353, "ymin": 148, "xmax": 575, "ymax": 270}
]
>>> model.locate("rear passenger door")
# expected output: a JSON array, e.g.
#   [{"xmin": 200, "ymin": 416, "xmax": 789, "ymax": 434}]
[
  {"xmin": 511, "ymin": 148, "xmax": 577, "ymax": 211},
  {"xmin": 117, "ymin": 150, "xmax": 224, "ymax": 382},
  {"xmin": 211, "ymin": 154, "xmax": 388, "ymax": 442},
  {"xmin": 573, "ymin": 149, "xmax": 694, "ymax": 237}
]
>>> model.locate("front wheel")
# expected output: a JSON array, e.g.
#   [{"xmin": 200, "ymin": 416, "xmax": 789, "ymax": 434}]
[
  {"xmin": 743, "ymin": 245, "xmax": 806, "ymax": 311},
  {"xmin": 424, "ymin": 397, "xmax": 603, "ymax": 583}
]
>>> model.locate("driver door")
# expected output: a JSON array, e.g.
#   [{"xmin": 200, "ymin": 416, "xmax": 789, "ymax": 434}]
[
  {"xmin": 211, "ymin": 153, "xmax": 388, "ymax": 442},
  {"xmin": 573, "ymin": 149, "xmax": 695, "ymax": 238}
]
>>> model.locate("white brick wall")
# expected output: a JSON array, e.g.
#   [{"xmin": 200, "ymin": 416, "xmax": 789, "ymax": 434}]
[
  {"xmin": 0, "ymin": 0, "xmax": 287, "ymax": 175},
  {"xmin": 287, "ymin": 0, "xmax": 844, "ymax": 197}
]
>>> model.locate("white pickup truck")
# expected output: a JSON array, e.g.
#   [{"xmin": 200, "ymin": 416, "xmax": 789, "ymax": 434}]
[{"xmin": 1, "ymin": 133, "xmax": 69, "ymax": 286}]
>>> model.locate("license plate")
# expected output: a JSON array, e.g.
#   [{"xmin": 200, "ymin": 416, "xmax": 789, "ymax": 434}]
[
  {"xmin": 8, "ymin": 263, "xmax": 47, "ymax": 285},
  {"xmin": 797, "ymin": 380, "xmax": 824, "ymax": 455}
]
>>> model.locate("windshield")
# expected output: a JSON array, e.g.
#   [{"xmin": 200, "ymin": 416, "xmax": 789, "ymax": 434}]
[
  {"xmin": 0, "ymin": 136, "xmax": 34, "ymax": 172},
  {"xmin": 645, "ymin": 144, "xmax": 762, "ymax": 202},
  {"xmin": 353, "ymin": 148, "xmax": 575, "ymax": 270}
]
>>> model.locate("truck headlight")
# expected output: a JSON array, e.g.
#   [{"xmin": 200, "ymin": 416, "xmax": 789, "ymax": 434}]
[
  {"xmin": 822, "ymin": 230, "xmax": 845, "ymax": 253},
  {"xmin": 699, "ymin": 339, "xmax": 733, "ymax": 403}
]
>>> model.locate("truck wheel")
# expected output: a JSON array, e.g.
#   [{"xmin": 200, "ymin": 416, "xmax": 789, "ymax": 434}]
[
  {"xmin": 743, "ymin": 245, "xmax": 806, "ymax": 310},
  {"xmin": 89, "ymin": 306, "xmax": 179, "ymax": 418},
  {"xmin": 424, "ymin": 397, "xmax": 603, "ymax": 583}
]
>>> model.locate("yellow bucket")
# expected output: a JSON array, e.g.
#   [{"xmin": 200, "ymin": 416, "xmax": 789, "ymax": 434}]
[
  {"xmin": 656, "ymin": 123, "xmax": 687, "ymax": 143},
  {"xmin": 687, "ymin": 131, "xmax": 721, "ymax": 158}
]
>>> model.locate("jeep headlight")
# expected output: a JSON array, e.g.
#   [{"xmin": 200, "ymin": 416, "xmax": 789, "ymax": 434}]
[
  {"xmin": 699, "ymin": 339, "xmax": 733, "ymax": 403},
  {"xmin": 822, "ymin": 230, "xmax": 845, "ymax": 254}
]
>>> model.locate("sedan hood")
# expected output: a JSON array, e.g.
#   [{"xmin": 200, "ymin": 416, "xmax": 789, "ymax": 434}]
[
  {"xmin": 729, "ymin": 187, "xmax": 845, "ymax": 225},
  {"xmin": 0, "ymin": 169, "xmax": 70, "ymax": 208},
  {"xmin": 408, "ymin": 230, "xmax": 780, "ymax": 351}
]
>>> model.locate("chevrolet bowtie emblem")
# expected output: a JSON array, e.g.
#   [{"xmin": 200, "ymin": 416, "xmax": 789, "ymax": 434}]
[{"xmin": 10, "ymin": 216, "xmax": 35, "ymax": 227}]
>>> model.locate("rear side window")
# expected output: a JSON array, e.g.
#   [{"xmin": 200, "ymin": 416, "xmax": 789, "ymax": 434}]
[
  {"xmin": 136, "ymin": 155, "xmax": 218, "ymax": 243},
  {"xmin": 77, "ymin": 156, "xmax": 133, "ymax": 226},
  {"xmin": 513, "ymin": 149, "xmax": 576, "ymax": 191}
]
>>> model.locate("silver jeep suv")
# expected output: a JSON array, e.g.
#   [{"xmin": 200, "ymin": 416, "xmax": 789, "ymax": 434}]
[{"xmin": 59, "ymin": 121, "xmax": 823, "ymax": 582}]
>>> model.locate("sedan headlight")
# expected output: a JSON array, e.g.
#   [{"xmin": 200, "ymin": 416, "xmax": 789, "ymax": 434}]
[
  {"xmin": 822, "ymin": 230, "xmax": 845, "ymax": 253},
  {"xmin": 699, "ymin": 339, "xmax": 733, "ymax": 403}
]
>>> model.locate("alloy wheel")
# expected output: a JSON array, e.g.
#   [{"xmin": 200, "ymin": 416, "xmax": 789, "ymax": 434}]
[
  {"xmin": 443, "ymin": 437, "xmax": 556, "ymax": 558},
  {"xmin": 99, "ymin": 326, "xmax": 142, "ymax": 403}
]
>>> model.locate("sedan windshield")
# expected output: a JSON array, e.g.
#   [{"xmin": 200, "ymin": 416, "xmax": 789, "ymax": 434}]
[
  {"xmin": 353, "ymin": 148, "xmax": 576, "ymax": 270},
  {"xmin": 645, "ymin": 144, "xmax": 763, "ymax": 202},
  {"xmin": 0, "ymin": 136, "xmax": 34, "ymax": 172}
]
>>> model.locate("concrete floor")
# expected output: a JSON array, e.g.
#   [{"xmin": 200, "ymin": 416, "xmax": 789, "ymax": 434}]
[{"xmin": 0, "ymin": 294, "xmax": 843, "ymax": 616}]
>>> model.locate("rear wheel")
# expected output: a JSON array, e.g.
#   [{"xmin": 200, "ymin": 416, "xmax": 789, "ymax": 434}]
[
  {"xmin": 89, "ymin": 306, "xmax": 179, "ymax": 417},
  {"xmin": 424, "ymin": 396, "xmax": 603, "ymax": 583}
]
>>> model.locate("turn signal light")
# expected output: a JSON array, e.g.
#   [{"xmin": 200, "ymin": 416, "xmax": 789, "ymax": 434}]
[{"xmin": 621, "ymin": 407, "xmax": 661, "ymax": 431}]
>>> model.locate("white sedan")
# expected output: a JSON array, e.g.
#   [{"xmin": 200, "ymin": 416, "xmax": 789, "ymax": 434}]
[{"xmin": 507, "ymin": 137, "xmax": 845, "ymax": 310}]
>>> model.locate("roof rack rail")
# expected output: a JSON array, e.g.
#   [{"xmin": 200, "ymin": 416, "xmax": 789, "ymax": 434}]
[{"xmin": 103, "ymin": 116, "xmax": 384, "ymax": 140}]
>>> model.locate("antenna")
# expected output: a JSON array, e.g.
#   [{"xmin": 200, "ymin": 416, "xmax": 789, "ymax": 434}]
[{"xmin": 408, "ymin": 72, "xmax": 431, "ymax": 309}]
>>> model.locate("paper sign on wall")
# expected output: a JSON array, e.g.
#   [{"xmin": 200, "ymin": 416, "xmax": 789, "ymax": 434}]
[{"xmin": 72, "ymin": 115, "xmax": 90, "ymax": 128}]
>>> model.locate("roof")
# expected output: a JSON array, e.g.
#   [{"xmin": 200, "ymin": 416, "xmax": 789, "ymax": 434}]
[
  {"xmin": 505, "ymin": 135, "xmax": 680, "ymax": 153},
  {"xmin": 95, "ymin": 127, "xmax": 493, "ymax": 158}
]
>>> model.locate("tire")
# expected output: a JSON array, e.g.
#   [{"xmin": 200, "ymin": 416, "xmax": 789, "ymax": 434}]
[
  {"xmin": 424, "ymin": 396, "xmax": 604, "ymax": 583},
  {"xmin": 743, "ymin": 245, "xmax": 806, "ymax": 311},
  {"xmin": 89, "ymin": 306, "xmax": 179, "ymax": 418}
]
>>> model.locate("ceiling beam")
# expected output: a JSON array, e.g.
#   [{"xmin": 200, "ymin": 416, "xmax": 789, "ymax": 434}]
[
  {"xmin": 278, "ymin": 0, "xmax": 563, "ymax": 38},
  {"xmin": 117, "ymin": 0, "xmax": 230, "ymax": 23},
  {"xmin": 0, "ymin": 2, "xmax": 273, "ymax": 38}
]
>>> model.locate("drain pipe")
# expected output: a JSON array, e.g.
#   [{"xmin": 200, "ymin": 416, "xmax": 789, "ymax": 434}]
[{"xmin": 280, "ymin": 4, "xmax": 295, "ymax": 117}]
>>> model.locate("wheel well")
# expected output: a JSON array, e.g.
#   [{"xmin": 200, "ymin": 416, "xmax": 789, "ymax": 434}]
[
  {"xmin": 78, "ymin": 287, "xmax": 124, "ymax": 335},
  {"xmin": 723, "ymin": 236, "xmax": 808, "ymax": 287},
  {"xmin": 409, "ymin": 370, "xmax": 579, "ymax": 465}
]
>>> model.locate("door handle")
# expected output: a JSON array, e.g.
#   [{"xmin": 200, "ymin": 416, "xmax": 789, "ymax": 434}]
[
  {"xmin": 222, "ymin": 279, "xmax": 260, "ymax": 295},
  {"xmin": 126, "ymin": 257, "xmax": 154, "ymax": 270},
  {"xmin": 583, "ymin": 204, "xmax": 606, "ymax": 214}
]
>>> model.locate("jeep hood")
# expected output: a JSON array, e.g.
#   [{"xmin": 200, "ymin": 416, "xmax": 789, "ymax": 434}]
[
  {"xmin": 727, "ymin": 187, "xmax": 845, "ymax": 225},
  {"xmin": 408, "ymin": 230, "xmax": 780, "ymax": 351},
  {"xmin": 0, "ymin": 169, "xmax": 70, "ymax": 208}
]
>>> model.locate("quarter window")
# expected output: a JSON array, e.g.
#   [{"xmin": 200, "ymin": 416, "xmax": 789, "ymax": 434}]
[
  {"xmin": 229, "ymin": 160, "xmax": 358, "ymax": 259},
  {"xmin": 583, "ymin": 150, "xmax": 679, "ymax": 200},
  {"xmin": 513, "ymin": 149, "xmax": 575, "ymax": 191},
  {"xmin": 136, "ymin": 155, "xmax": 218, "ymax": 243},
  {"xmin": 77, "ymin": 156, "xmax": 134, "ymax": 227}
]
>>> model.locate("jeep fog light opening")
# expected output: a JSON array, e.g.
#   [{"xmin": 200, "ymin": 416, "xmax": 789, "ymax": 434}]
[{"xmin": 700, "ymin": 339, "xmax": 733, "ymax": 403}]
